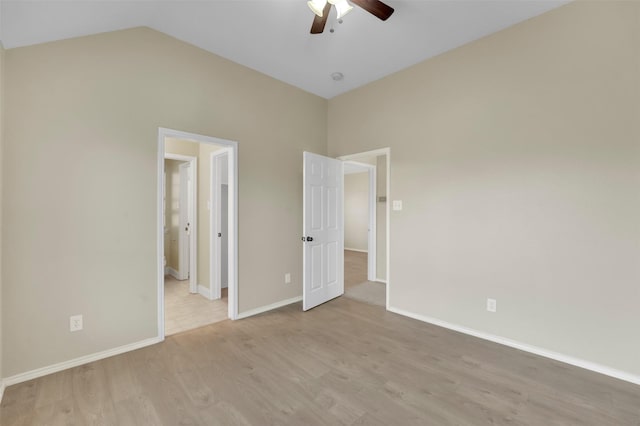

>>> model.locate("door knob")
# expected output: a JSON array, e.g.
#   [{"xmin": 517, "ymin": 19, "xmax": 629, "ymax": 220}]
[{"xmin": 306, "ymin": 236, "xmax": 314, "ymax": 242}]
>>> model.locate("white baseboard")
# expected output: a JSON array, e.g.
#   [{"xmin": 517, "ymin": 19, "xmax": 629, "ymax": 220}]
[
  {"xmin": 375, "ymin": 279, "xmax": 387, "ymax": 284},
  {"xmin": 387, "ymin": 306, "xmax": 640, "ymax": 386},
  {"xmin": 198, "ymin": 284, "xmax": 212, "ymax": 300},
  {"xmin": 345, "ymin": 247, "xmax": 368, "ymax": 253},
  {"xmin": 166, "ymin": 267, "xmax": 180, "ymax": 280},
  {"xmin": 0, "ymin": 380, "xmax": 5, "ymax": 404},
  {"xmin": 2, "ymin": 337, "xmax": 163, "ymax": 389},
  {"xmin": 237, "ymin": 296, "xmax": 302, "ymax": 320}
]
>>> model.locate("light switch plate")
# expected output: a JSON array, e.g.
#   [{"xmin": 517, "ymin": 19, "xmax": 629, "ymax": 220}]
[{"xmin": 393, "ymin": 200, "xmax": 403, "ymax": 211}]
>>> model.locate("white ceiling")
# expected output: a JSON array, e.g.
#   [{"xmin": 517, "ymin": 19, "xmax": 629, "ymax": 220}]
[{"xmin": 0, "ymin": 0, "xmax": 568, "ymax": 99}]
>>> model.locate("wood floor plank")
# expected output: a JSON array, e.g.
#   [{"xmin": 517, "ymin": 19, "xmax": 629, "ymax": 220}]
[{"xmin": 1, "ymin": 251, "xmax": 639, "ymax": 425}]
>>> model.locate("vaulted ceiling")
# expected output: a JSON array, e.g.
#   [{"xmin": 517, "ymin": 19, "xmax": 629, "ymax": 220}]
[{"xmin": 0, "ymin": 0, "xmax": 568, "ymax": 98}]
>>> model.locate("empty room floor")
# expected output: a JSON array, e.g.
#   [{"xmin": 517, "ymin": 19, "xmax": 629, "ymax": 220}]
[
  {"xmin": 2, "ymin": 296, "xmax": 639, "ymax": 425},
  {"xmin": 344, "ymin": 249, "xmax": 385, "ymax": 307},
  {"xmin": 164, "ymin": 275, "xmax": 228, "ymax": 335}
]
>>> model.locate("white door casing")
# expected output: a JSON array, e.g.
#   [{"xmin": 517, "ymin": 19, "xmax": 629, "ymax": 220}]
[
  {"xmin": 158, "ymin": 128, "xmax": 239, "ymax": 341},
  {"xmin": 303, "ymin": 152, "xmax": 344, "ymax": 311}
]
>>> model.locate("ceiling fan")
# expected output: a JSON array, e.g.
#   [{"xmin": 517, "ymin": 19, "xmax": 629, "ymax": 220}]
[{"xmin": 308, "ymin": 0, "xmax": 395, "ymax": 34}]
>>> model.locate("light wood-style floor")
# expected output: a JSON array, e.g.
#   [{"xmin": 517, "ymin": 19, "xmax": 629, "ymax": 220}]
[
  {"xmin": 344, "ymin": 249, "xmax": 386, "ymax": 306},
  {"xmin": 2, "ymin": 278, "xmax": 639, "ymax": 424},
  {"xmin": 164, "ymin": 275, "xmax": 228, "ymax": 335},
  {"xmin": 2, "ymin": 298, "xmax": 639, "ymax": 425},
  {"xmin": 344, "ymin": 249, "xmax": 368, "ymax": 289}
]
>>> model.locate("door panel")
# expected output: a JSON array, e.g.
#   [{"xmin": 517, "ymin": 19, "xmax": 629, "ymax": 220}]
[
  {"xmin": 303, "ymin": 152, "xmax": 344, "ymax": 311},
  {"xmin": 178, "ymin": 162, "xmax": 191, "ymax": 282}
]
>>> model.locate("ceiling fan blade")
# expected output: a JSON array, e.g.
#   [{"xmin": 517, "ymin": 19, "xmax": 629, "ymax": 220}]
[
  {"xmin": 310, "ymin": 3, "xmax": 332, "ymax": 34},
  {"xmin": 350, "ymin": 0, "xmax": 394, "ymax": 21}
]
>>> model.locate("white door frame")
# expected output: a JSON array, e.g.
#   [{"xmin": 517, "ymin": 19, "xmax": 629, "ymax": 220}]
[
  {"xmin": 210, "ymin": 149, "xmax": 230, "ymax": 300},
  {"xmin": 343, "ymin": 161, "xmax": 377, "ymax": 281},
  {"xmin": 158, "ymin": 128, "xmax": 239, "ymax": 341},
  {"xmin": 166, "ymin": 154, "xmax": 198, "ymax": 292},
  {"xmin": 338, "ymin": 148, "xmax": 391, "ymax": 309}
]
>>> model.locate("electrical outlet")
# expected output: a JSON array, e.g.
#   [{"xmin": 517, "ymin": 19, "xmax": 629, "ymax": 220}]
[
  {"xmin": 70, "ymin": 314, "xmax": 83, "ymax": 332},
  {"xmin": 486, "ymin": 298, "xmax": 497, "ymax": 313},
  {"xmin": 285, "ymin": 273, "xmax": 291, "ymax": 284},
  {"xmin": 392, "ymin": 200, "xmax": 403, "ymax": 211}
]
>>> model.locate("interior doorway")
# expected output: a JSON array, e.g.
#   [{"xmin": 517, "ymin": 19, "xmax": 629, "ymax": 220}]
[
  {"xmin": 343, "ymin": 161, "xmax": 376, "ymax": 281},
  {"xmin": 164, "ymin": 154, "xmax": 197, "ymax": 293},
  {"xmin": 340, "ymin": 149, "xmax": 390, "ymax": 308},
  {"xmin": 158, "ymin": 128, "xmax": 238, "ymax": 339}
]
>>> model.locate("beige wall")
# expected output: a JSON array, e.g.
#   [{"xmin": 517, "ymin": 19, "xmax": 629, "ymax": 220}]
[
  {"xmin": 164, "ymin": 159, "xmax": 181, "ymax": 271},
  {"xmin": 376, "ymin": 155, "xmax": 387, "ymax": 282},
  {"xmin": 329, "ymin": 1, "xmax": 640, "ymax": 376},
  {"xmin": 0, "ymin": 42, "xmax": 5, "ymax": 378},
  {"xmin": 344, "ymin": 173, "xmax": 369, "ymax": 252},
  {"xmin": 2, "ymin": 27, "xmax": 326, "ymax": 376},
  {"xmin": 165, "ymin": 137, "xmax": 198, "ymax": 157}
]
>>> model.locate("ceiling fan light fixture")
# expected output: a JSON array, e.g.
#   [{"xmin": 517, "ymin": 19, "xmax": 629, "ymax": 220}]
[
  {"xmin": 307, "ymin": 0, "xmax": 327, "ymax": 17},
  {"xmin": 333, "ymin": 0, "xmax": 354, "ymax": 19}
]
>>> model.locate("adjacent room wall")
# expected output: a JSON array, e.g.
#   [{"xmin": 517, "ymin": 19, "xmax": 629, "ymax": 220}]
[
  {"xmin": 328, "ymin": 1, "xmax": 640, "ymax": 376},
  {"xmin": 376, "ymin": 155, "xmax": 387, "ymax": 282},
  {"xmin": 2, "ymin": 27, "xmax": 326, "ymax": 377},
  {"xmin": 164, "ymin": 159, "xmax": 182, "ymax": 272},
  {"xmin": 0, "ymin": 41, "xmax": 5, "ymax": 381},
  {"xmin": 344, "ymin": 172, "xmax": 369, "ymax": 252}
]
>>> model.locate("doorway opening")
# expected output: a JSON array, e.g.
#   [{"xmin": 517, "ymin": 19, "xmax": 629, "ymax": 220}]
[
  {"xmin": 343, "ymin": 161, "xmax": 376, "ymax": 280},
  {"xmin": 340, "ymin": 149, "xmax": 390, "ymax": 308},
  {"xmin": 158, "ymin": 128, "xmax": 238, "ymax": 339}
]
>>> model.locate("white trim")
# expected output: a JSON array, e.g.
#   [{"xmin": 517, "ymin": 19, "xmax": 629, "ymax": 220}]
[
  {"xmin": 236, "ymin": 296, "xmax": 303, "ymax": 320},
  {"xmin": 158, "ymin": 128, "xmax": 239, "ymax": 342},
  {"xmin": 339, "ymin": 148, "xmax": 390, "ymax": 159},
  {"xmin": 345, "ymin": 247, "xmax": 368, "ymax": 253},
  {"xmin": 387, "ymin": 306, "xmax": 640, "ymax": 386},
  {"xmin": 0, "ymin": 380, "xmax": 5, "ymax": 403},
  {"xmin": 3, "ymin": 337, "xmax": 162, "ymax": 388},
  {"xmin": 375, "ymin": 279, "xmax": 387, "ymax": 284},
  {"xmin": 166, "ymin": 267, "xmax": 180, "ymax": 280},
  {"xmin": 198, "ymin": 284, "xmax": 212, "ymax": 300},
  {"xmin": 338, "ymin": 148, "xmax": 390, "ymax": 309}
]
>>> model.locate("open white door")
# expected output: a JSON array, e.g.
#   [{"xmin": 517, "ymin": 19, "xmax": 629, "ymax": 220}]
[
  {"xmin": 178, "ymin": 162, "xmax": 190, "ymax": 281},
  {"xmin": 178, "ymin": 161, "xmax": 197, "ymax": 293},
  {"xmin": 303, "ymin": 152, "xmax": 344, "ymax": 311}
]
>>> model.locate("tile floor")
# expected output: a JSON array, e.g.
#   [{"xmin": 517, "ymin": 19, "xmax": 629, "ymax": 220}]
[{"xmin": 164, "ymin": 275, "xmax": 228, "ymax": 335}]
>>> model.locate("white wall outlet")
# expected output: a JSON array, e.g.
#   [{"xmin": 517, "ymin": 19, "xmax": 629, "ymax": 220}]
[
  {"xmin": 284, "ymin": 273, "xmax": 291, "ymax": 284},
  {"xmin": 486, "ymin": 298, "xmax": 497, "ymax": 313},
  {"xmin": 392, "ymin": 200, "xmax": 403, "ymax": 211},
  {"xmin": 70, "ymin": 314, "xmax": 83, "ymax": 332}
]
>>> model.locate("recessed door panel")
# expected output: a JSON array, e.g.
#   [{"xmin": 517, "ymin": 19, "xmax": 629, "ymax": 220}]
[{"xmin": 303, "ymin": 152, "xmax": 344, "ymax": 311}]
